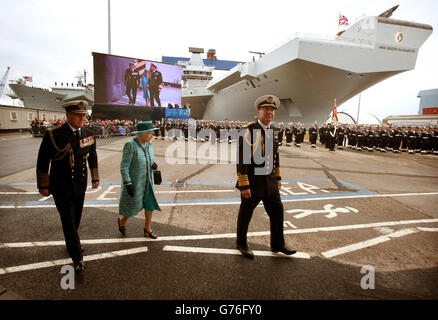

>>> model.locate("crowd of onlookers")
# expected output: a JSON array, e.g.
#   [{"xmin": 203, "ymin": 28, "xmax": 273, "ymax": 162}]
[{"xmin": 29, "ymin": 117, "xmax": 141, "ymax": 137}]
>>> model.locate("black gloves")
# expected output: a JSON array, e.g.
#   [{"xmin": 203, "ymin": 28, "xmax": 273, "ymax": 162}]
[
  {"xmin": 152, "ymin": 162, "xmax": 158, "ymax": 170},
  {"xmin": 126, "ymin": 184, "xmax": 134, "ymax": 197}
]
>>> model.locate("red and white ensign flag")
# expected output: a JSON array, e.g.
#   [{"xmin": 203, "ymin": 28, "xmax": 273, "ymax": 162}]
[
  {"xmin": 339, "ymin": 14, "xmax": 349, "ymax": 26},
  {"xmin": 332, "ymin": 99, "xmax": 339, "ymax": 123}
]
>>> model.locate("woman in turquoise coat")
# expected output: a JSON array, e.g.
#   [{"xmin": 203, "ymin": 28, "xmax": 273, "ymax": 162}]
[
  {"xmin": 140, "ymin": 70, "xmax": 150, "ymax": 107},
  {"xmin": 118, "ymin": 121, "xmax": 161, "ymax": 238}
]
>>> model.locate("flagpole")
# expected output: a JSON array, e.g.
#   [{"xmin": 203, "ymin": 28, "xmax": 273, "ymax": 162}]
[
  {"xmin": 357, "ymin": 94, "xmax": 361, "ymax": 124},
  {"xmin": 108, "ymin": 0, "xmax": 112, "ymax": 55},
  {"xmin": 334, "ymin": 98, "xmax": 337, "ymax": 124}
]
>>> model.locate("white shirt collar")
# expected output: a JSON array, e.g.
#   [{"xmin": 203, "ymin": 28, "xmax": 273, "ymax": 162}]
[
  {"xmin": 258, "ymin": 120, "xmax": 271, "ymax": 130},
  {"xmin": 67, "ymin": 122, "xmax": 81, "ymax": 134}
]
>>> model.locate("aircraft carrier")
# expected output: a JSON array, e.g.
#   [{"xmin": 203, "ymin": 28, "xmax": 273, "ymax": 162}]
[
  {"xmin": 4, "ymin": 6, "xmax": 433, "ymax": 128},
  {"xmin": 164, "ymin": 6, "xmax": 433, "ymax": 126},
  {"xmin": 7, "ymin": 71, "xmax": 94, "ymax": 112}
]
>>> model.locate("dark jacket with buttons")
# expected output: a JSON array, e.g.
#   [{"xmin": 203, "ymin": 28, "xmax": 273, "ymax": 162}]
[
  {"xmin": 236, "ymin": 121, "xmax": 281, "ymax": 198},
  {"xmin": 36, "ymin": 123, "xmax": 99, "ymax": 196}
]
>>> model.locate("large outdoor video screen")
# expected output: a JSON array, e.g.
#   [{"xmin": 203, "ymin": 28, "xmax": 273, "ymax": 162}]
[{"xmin": 93, "ymin": 52, "xmax": 182, "ymax": 108}]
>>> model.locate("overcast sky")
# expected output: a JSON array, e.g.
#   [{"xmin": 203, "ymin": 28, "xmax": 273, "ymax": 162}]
[{"xmin": 0, "ymin": 0, "xmax": 437, "ymax": 120}]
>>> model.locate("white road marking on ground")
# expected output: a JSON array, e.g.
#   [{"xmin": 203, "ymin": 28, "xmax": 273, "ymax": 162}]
[
  {"xmin": 2, "ymin": 218, "xmax": 438, "ymax": 249},
  {"xmin": 284, "ymin": 221, "xmax": 298, "ymax": 229},
  {"xmin": 163, "ymin": 245, "xmax": 311, "ymax": 259},
  {"xmin": 417, "ymin": 227, "xmax": 438, "ymax": 232},
  {"xmin": 0, "ymin": 192, "xmax": 40, "ymax": 195},
  {"xmin": 321, "ymin": 228, "xmax": 418, "ymax": 258},
  {"xmin": 0, "ymin": 246, "xmax": 148, "ymax": 275},
  {"xmin": 375, "ymin": 227, "xmax": 395, "ymax": 234},
  {"xmin": 2, "ymin": 191, "xmax": 437, "ymax": 208},
  {"xmin": 0, "ymin": 189, "xmax": 236, "ymax": 196},
  {"xmin": 287, "ymin": 204, "xmax": 358, "ymax": 219},
  {"xmin": 96, "ymin": 185, "xmax": 118, "ymax": 200},
  {"xmin": 155, "ymin": 190, "xmax": 236, "ymax": 194}
]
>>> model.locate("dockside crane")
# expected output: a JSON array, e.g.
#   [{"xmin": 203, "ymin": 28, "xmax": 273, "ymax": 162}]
[{"xmin": 0, "ymin": 66, "xmax": 11, "ymax": 99}]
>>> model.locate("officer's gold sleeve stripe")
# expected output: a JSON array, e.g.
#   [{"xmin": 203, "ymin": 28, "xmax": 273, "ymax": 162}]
[
  {"xmin": 91, "ymin": 168, "xmax": 99, "ymax": 182},
  {"xmin": 237, "ymin": 173, "xmax": 250, "ymax": 187},
  {"xmin": 37, "ymin": 171, "xmax": 50, "ymax": 188},
  {"xmin": 274, "ymin": 167, "xmax": 281, "ymax": 177}
]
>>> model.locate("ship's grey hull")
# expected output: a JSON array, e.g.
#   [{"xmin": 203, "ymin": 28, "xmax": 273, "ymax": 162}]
[
  {"xmin": 9, "ymin": 84, "xmax": 66, "ymax": 111},
  {"xmin": 185, "ymin": 15, "xmax": 432, "ymax": 126},
  {"xmin": 200, "ymin": 60, "xmax": 401, "ymax": 126},
  {"xmin": 9, "ymin": 84, "xmax": 94, "ymax": 112}
]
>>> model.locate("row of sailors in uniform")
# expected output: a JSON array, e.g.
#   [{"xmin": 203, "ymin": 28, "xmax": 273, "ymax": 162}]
[
  {"xmin": 151, "ymin": 119, "xmax": 308, "ymax": 145},
  {"xmin": 317, "ymin": 124, "xmax": 438, "ymax": 155},
  {"xmin": 151, "ymin": 119, "xmax": 438, "ymax": 155},
  {"xmin": 152, "ymin": 119, "xmax": 251, "ymax": 143}
]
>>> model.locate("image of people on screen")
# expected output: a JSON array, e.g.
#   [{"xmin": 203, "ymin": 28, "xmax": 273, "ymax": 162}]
[
  {"xmin": 140, "ymin": 69, "xmax": 150, "ymax": 106},
  {"xmin": 93, "ymin": 53, "xmax": 182, "ymax": 108},
  {"xmin": 148, "ymin": 63, "xmax": 163, "ymax": 107},
  {"xmin": 124, "ymin": 62, "xmax": 140, "ymax": 105}
]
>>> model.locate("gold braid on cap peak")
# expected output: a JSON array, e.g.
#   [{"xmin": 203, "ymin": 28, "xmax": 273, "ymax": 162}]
[{"xmin": 257, "ymin": 96, "xmax": 278, "ymax": 108}]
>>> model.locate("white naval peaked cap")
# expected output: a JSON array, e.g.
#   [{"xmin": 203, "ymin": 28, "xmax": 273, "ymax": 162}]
[
  {"xmin": 62, "ymin": 100, "xmax": 89, "ymax": 114},
  {"xmin": 254, "ymin": 95, "xmax": 280, "ymax": 110}
]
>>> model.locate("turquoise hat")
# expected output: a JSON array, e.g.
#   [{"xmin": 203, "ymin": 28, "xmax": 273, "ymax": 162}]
[{"xmin": 131, "ymin": 121, "xmax": 158, "ymax": 134}]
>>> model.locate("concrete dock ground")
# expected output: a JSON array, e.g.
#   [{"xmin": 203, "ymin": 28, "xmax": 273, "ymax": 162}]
[{"xmin": 0, "ymin": 133, "xmax": 437, "ymax": 300}]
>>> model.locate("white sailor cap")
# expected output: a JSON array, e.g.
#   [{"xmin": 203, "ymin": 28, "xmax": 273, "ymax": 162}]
[
  {"xmin": 62, "ymin": 100, "xmax": 89, "ymax": 114},
  {"xmin": 254, "ymin": 95, "xmax": 280, "ymax": 110}
]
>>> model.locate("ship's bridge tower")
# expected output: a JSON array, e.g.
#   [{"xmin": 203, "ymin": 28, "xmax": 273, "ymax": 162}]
[{"xmin": 180, "ymin": 47, "xmax": 214, "ymax": 89}]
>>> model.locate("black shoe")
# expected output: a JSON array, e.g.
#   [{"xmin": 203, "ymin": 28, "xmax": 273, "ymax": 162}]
[
  {"xmin": 236, "ymin": 244, "xmax": 254, "ymax": 259},
  {"xmin": 74, "ymin": 261, "xmax": 84, "ymax": 273},
  {"xmin": 272, "ymin": 246, "xmax": 297, "ymax": 255},
  {"xmin": 144, "ymin": 229, "xmax": 158, "ymax": 239},
  {"xmin": 118, "ymin": 218, "xmax": 126, "ymax": 236}
]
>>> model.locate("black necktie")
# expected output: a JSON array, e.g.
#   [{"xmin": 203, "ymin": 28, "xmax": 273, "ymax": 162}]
[{"xmin": 74, "ymin": 130, "xmax": 80, "ymax": 147}]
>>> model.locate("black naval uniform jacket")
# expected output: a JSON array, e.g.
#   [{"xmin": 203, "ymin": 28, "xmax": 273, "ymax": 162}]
[
  {"xmin": 236, "ymin": 121, "xmax": 281, "ymax": 198},
  {"xmin": 37, "ymin": 123, "xmax": 99, "ymax": 196},
  {"xmin": 236, "ymin": 121, "xmax": 286, "ymax": 249},
  {"xmin": 148, "ymin": 70, "xmax": 163, "ymax": 90},
  {"xmin": 309, "ymin": 127, "xmax": 318, "ymax": 143}
]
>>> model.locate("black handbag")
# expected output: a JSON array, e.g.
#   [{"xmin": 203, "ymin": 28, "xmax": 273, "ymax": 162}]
[{"xmin": 153, "ymin": 170, "xmax": 162, "ymax": 185}]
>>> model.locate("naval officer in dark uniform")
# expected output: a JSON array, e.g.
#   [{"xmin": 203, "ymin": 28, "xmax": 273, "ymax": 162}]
[
  {"xmin": 36, "ymin": 100, "xmax": 99, "ymax": 272},
  {"xmin": 235, "ymin": 95, "xmax": 296, "ymax": 259},
  {"xmin": 124, "ymin": 62, "xmax": 140, "ymax": 105},
  {"xmin": 148, "ymin": 63, "xmax": 163, "ymax": 107}
]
